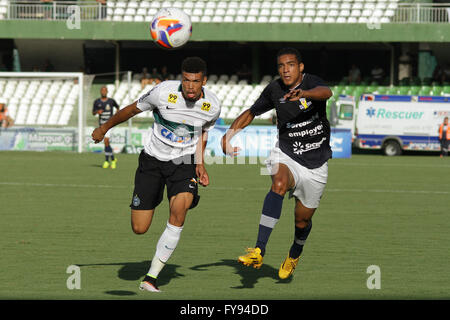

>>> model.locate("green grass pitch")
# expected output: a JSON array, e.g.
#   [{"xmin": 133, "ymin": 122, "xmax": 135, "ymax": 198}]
[{"xmin": 0, "ymin": 151, "xmax": 449, "ymax": 300}]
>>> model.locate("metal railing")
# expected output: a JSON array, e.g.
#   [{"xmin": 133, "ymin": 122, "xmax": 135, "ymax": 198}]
[
  {"xmin": 2, "ymin": 1, "xmax": 450, "ymax": 23},
  {"xmin": 394, "ymin": 3, "xmax": 450, "ymax": 23},
  {"xmin": 6, "ymin": 1, "xmax": 105, "ymax": 21}
]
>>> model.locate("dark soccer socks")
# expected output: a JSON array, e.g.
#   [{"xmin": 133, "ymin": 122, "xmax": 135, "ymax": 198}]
[
  {"xmin": 255, "ymin": 190, "xmax": 284, "ymax": 257},
  {"xmin": 104, "ymin": 145, "xmax": 113, "ymax": 161},
  {"xmin": 288, "ymin": 221, "xmax": 312, "ymax": 259},
  {"xmin": 143, "ymin": 274, "xmax": 158, "ymax": 287}
]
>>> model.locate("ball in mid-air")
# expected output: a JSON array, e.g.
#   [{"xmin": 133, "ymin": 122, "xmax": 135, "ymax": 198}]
[{"xmin": 150, "ymin": 8, "xmax": 192, "ymax": 49}]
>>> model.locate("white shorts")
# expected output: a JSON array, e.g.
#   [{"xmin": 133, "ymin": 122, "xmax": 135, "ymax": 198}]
[
  {"xmin": 265, "ymin": 147, "xmax": 328, "ymax": 209},
  {"xmin": 104, "ymin": 128, "xmax": 113, "ymax": 139}
]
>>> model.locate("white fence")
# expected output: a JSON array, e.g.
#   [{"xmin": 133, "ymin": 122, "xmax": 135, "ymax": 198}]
[
  {"xmin": 6, "ymin": 1, "xmax": 105, "ymax": 21},
  {"xmin": 2, "ymin": 1, "xmax": 450, "ymax": 23}
]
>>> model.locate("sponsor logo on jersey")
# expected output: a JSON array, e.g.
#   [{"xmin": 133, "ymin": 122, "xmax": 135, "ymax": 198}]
[
  {"xmin": 106, "ymin": 104, "xmax": 111, "ymax": 111},
  {"xmin": 288, "ymin": 124, "xmax": 323, "ymax": 138},
  {"xmin": 160, "ymin": 127, "xmax": 192, "ymax": 144},
  {"xmin": 292, "ymin": 137, "xmax": 327, "ymax": 155},
  {"xmin": 286, "ymin": 113, "xmax": 319, "ymax": 129},
  {"xmin": 299, "ymin": 98, "xmax": 312, "ymax": 110},
  {"xmin": 168, "ymin": 93, "xmax": 178, "ymax": 104},
  {"xmin": 201, "ymin": 102, "xmax": 211, "ymax": 112}
]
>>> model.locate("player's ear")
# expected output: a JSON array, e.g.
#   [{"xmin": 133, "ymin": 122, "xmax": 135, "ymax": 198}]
[
  {"xmin": 202, "ymin": 74, "xmax": 207, "ymax": 86},
  {"xmin": 299, "ymin": 63, "xmax": 304, "ymax": 73}
]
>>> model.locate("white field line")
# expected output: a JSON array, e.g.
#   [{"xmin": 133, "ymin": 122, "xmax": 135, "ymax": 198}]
[{"xmin": 1, "ymin": 182, "xmax": 449, "ymax": 195}]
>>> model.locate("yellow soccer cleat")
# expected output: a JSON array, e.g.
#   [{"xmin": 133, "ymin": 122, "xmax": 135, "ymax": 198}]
[
  {"xmin": 102, "ymin": 161, "xmax": 110, "ymax": 169},
  {"xmin": 238, "ymin": 247, "xmax": 263, "ymax": 269},
  {"xmin": 278, "ymin": 255, "xmax": 300, "ymax": 279},
  {"xmin": 111, "ymin": 159, "xmax": 117, "ymax": 169}
]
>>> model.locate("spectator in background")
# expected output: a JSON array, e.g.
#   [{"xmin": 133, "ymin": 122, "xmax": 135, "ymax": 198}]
[
  {"xmin": 0, "ymin": 98, "xmax": 14, "ymax": 128},
  {"xmin": 438, "ymin": 116, "xmax": 449, "ymax": 158},
  {"xmin": 433, "ymin": 64, "xmax": 445, "ymax": 84},
  {"xmin": 348, "ymin": 64, "xmax": 361, "ymax": 84},
  {"xmin": 96, "ymin": 0, "xmax": 107, "ymax": 20},
  {"xmin": 40, "ymin": 0, "xmax": 53, "ymax": 20},
  {"xmin": 371, "ymin": 65, "xmax": 384, "ymax": 83},
  {"xmin": 43, "ymin": 59, "xmax": 55, "ymax": 72},
  {"xmin": 236, "ymin": 63, "xmax": 252, "ymax": 83},
  {"xmin": 149, "ymin": 67, "xmax": 162, "ymax": 84},
  {"xmin": 141, "ymin": 67, "xmax": 151, "ymax": 88},
  {"xmin": 160, "ymin": 65, "xmax": 171, "ymax": 81}
]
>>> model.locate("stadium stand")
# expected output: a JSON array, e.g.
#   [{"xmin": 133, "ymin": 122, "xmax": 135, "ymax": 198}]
[
  {"xmin": 0, "ymin": 78, "xmax": 78, "ymax": 125},
  {"xmin": 1, "ymin": 1, "xmax": 449, "ymax": 125},
  {"xmin": 1, "ymin": 71, "xmax": 450, "ymax": 126},
  {"xmin": 103, "ymin": 0, "xmax": 401, "ymax": 24},
  {"xmin": 0, "ymin": 0, "xmax": 409, "ymax": 24}
]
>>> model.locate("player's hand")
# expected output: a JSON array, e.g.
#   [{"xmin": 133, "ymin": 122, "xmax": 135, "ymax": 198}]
[
  {"xmin": 97, "ymin": 110, "xmax": 104, "ymax": 114},
  {"xmin": 221, "ymin": 136, "xmax": 241, "ymax": 157},
  {"xmin": 91, "ymin": 127, "xmax": 105, "ymax": 144},
  {"xmin": 196, "ymin": 164, "xmax": 209, "ymax": 187},
  {"xmin": 283, "ymin": 88, "xmax": 303, "ymax": 101}
]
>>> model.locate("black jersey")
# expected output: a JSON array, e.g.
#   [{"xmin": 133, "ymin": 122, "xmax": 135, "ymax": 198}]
[
  {"xmin": 250, "ymin": 74, "xmax": 332, "ymax": 169},
  {"xmin": 93, "ymin": 98, "xmax": 119, "ymax": 125}
]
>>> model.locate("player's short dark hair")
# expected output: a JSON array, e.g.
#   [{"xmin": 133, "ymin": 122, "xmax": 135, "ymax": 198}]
[
  {"xmin": 277, "ymin": 47, "xmax": 302, "ymax": 64},
  {"xmin": 181, "ymin": 57, "xmax": 207, "ymax": 75}
]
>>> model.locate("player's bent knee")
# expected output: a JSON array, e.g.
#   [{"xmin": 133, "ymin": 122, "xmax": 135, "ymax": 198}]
[
  {"xmin": 132, "ymin": 224, "xmax": 148, "ymax": 235},
  {"xmin": 130, "ymin": 209, "xmax": 154, "ymax": 234},
  {"xmin": 295, "ymin": 218, "xmax": 311, "ymax": 229},
  {"xmin": 271, "ymin": 179, "xmax": 289, "ymax": 196}
]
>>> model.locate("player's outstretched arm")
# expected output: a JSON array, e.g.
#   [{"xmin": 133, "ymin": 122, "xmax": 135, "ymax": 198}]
[
  {"xmin": 284, "ymin": 86, "xmax": 333, "ymax": 102},
  {"xmin": 195, "ymin": 130, "xmax": 210, "ymax": 187},
  {"xmin": 221, "ymin": 109, "xmax": 255, "ymax": 156},
  {"xmin": 91, "ymin": 101, "xmax": 142, "ymax": 143}
]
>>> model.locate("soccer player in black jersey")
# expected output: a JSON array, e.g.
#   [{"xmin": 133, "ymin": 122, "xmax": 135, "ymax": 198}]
[
  {"xmin": 221, "ymin": 47, "xmax": 333, "ymax": 279},
  {"xmin": 92, "ymin": 86, "xmax": 120, "ymax": 169}
]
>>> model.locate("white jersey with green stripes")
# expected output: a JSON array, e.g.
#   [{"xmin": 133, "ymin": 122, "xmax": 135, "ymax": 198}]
[{"xmin": 136, "ymin": 80, "xmax": 221, "ymax": 161}]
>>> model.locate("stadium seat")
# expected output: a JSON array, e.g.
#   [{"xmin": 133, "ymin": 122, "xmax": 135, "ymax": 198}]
[
  {"xmin": 223, "ymin": 15, "xmax": 234, "ymax": 23},
  {"xmin": 258, "ymin": 16, "xmax": 269, "ymax": 23},
  {"xmin": 140, "ymin": 1, "xmax": 151, "ymax": 9},
  {"xmin": 115, "ymin": 2, "xmax": 126, "ymax": 9}
]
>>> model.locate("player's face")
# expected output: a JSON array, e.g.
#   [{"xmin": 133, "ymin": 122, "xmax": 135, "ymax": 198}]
[
  {"xmin": 445, "ymin": 118, "xmax": 449, "ymax": 125},
  {"xmin": 100, "ymin": 87, "xmax": 108, "ymax": 98},
  {"xmin": 277, "ymin": 54, "xmax": 304, "ymax": 89},
  {"xmin": 181, "ymin": 71, "xmax": 207, "ymax": 101}
]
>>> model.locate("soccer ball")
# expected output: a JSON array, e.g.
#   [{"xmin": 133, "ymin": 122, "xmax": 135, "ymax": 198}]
[{"xmin": 150, "ymin": 8, "xmax": 192, "ymax": 49}]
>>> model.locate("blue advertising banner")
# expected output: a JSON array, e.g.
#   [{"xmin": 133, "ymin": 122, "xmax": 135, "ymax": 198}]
[
  {"xmin": 330, "ymin": 128, "xmax": 352, "ymax": 158},
  {"xmin": 206, "ymin": 125, "xmax": 352, "ymax": 158}
]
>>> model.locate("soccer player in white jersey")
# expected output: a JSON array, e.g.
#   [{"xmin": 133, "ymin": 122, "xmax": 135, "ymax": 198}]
[{"xmin": 91, "ymin": 57, "xmax": 221, "ymax": 292}]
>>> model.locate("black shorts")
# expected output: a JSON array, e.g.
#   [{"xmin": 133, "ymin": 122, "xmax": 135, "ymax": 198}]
[{"xmin": 130, "ymin": 151, "xmax": 200, "ymax": 211}]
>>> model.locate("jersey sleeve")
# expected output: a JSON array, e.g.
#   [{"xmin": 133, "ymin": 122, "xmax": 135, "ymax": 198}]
[
  {"xmin": 112, "ymin": 99, "xmax": 120, "ymax": 110},
  {"xmin": 304, "ymin": 74, "xmax": 327, "ymax": 89},
  {"xmin": 92, "ymin": 99, "xmax": 99, "ymax": 112},
  {"xmin": 136, "ymin": 84, "xmax": 161, "ymax": 112},
  {"xmin": 203, "ymin": 102, "xmax": 221, "ymax": 132},
  {"xmin": 249, "ymin": 85, "xmax": 274, "ymax": 116}
]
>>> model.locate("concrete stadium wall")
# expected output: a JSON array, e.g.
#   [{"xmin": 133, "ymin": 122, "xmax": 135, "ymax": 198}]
[{"xmin": 0, "ymin": 21, "xmax": 449, "ymax": 42}]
